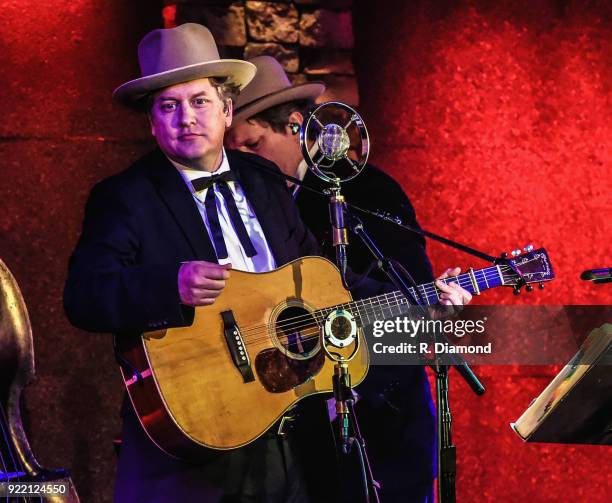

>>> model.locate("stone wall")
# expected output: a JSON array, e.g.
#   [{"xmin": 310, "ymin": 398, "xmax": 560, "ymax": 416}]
[{"xmin": 162, "ymin": 0, "xmax": 358, "ymax": 104}]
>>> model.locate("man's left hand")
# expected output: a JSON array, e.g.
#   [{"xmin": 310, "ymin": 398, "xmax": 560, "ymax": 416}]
[{"xmin": 435, "ymin": 267, "xmax": 472, "ymax": 306}]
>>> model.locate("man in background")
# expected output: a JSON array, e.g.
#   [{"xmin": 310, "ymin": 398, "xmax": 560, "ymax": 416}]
[{"xmin": 227, "ymin": 56, "xmax": 471, "ymax": 502}]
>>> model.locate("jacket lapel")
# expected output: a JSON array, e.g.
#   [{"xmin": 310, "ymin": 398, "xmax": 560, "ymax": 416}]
[
  {"xmin": 146, "ymin": 150, "xmax": 217, "ymax": 261},
  {"xmin": 228, "ymin": 151, "xmax": 289, "ymax": 266}
]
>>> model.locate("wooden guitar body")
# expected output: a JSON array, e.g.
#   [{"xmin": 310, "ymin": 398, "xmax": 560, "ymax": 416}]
[
  {"xmin": 118, "ymin": 248, "xmax": 555, "ymax": 458},
  {"xmin": 119, "ymin": 256, "xmax": 368, "ymax": 458}
]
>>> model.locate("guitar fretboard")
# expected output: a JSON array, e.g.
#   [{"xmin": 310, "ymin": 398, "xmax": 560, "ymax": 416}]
[{"xmin": 312, "ymin": 265, "xmax": 507, "ymax": 327}]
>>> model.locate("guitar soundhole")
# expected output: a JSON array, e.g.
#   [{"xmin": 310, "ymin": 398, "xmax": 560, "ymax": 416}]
[
  {"xmin": 275, "ymin": 306, "xmax": 320, "ymax": 359},
  {"xmin": 254, "ymin": 302, "xmax": 324, "ymax": 394}
]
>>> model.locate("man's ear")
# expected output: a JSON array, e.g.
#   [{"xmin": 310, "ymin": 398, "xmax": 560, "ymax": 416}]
[
  {"xmin": 224, "ymin": 99, "xmax": 233, "ymax": 129},
  {"xmin": 288, "ymin": 111, "xmax": 304, "ymax": 127},
  {"xmin": 287, "ymin": 110, "xmax": 304, "ymax": 136},
  {"xmin": 148, "ymin": 113, "xmax": 156, "ymax": 138}
]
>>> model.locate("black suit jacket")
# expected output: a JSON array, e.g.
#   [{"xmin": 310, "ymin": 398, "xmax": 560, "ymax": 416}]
[{"xmin": 64, "ymin": 148, "xmax": 319, "ymax": 336}]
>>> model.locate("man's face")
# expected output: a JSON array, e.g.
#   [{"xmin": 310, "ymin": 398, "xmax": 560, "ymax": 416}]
[
  {"xmin": 149, "ymin": 78, "xmax": 231, "ymax": 171},
  {"xmin": 225, "ymin": 118, "xmax": 303, "ymax": 179}
]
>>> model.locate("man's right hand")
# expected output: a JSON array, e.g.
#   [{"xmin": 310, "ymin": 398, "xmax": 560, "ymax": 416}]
[{"xmin": 178, "ymin": 261, "xmax": 232, "ymax": 306}]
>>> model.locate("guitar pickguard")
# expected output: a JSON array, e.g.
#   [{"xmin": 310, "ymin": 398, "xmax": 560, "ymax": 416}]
[{"xmin": 255, "ymin": 347, "xmax": 325, "ymax": 393}]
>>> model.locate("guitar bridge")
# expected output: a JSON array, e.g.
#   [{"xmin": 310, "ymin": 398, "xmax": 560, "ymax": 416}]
[{"xmin": 221, "ymin": 310, "xmax": 255, "ymax": 383}]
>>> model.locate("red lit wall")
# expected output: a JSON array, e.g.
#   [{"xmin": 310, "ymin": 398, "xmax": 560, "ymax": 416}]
[
  {"xmin": 354, "ymin": 1, "xmax": 611, "ymax": 501},
  {"xmin": 0, "ymin": 0, "xmax": 610, "ymax": 501},
  {"xmin": 0, "ymin": 1, "xmax": 161, "ymax": 501}
]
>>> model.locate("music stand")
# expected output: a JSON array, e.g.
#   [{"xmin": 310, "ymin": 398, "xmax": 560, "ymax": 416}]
[{"xmin": 511, "ymin": 323, "xmax": 612, "ymax": 445}]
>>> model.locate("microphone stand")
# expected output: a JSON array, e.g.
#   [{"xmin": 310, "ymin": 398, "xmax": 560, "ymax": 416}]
[
  {"xmin": 328, "ymin": 180, "xmax": 381, "ymax": 503},
  {"xmin": 348, "ymin": 214, "xmax": 485, "ymax": 503},
  {"xmin": 329, "ymin": 184, "xmax": 350, "ymax": 289}
]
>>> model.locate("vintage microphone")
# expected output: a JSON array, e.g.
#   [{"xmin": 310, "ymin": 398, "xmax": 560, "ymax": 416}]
[
  {"xmin": 581, "ymin": 268, "xmax": 612, "ymax": 284},
  {"xmin": 300, "ymin": 102, "xmax": 370, "ymax": 287}
]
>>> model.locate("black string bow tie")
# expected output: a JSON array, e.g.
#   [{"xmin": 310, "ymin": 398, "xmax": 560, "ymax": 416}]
[
  {"xmin": 191, "ymin": 171, "xmax": 237, "ymax": 192},
  {"xmin": 191, "ymin": 172, "xmax": 258, "ymax": 260}
]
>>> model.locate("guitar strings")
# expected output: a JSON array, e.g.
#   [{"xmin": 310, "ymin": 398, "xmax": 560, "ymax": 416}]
[
  {"xmin": 238, "ymin": 267, "xmax": 512, "ymax": 343},
  {"xmin": 239, "ymin": 269, "xmax": 510, "ymax": 344},
  {"xmin": 219, "ymin": 266, "xmax": 509, "ymax": 345},
  {"xmin": 240, "ymin": 294, "xmax": 415, "ymax": 342},
  {"xmin": 238, "ymin": 269, "xmax": 514, "ymax": 347},
  {"xmin": 250, "ymin": 272, "xmax": 517, "ymax": 342},
  {"xmin": 243, "ymin": 273, "xmax": 506, "ymax": 348},
  {"xmin": 0, "ymin": 401, "xmax": 25, "ymax": 492},
  {"xmin": 1, "ymin": 401, "xmax": 69, "ymax": 502},
  {"xmin": 242, "ymin": 294, "xmax": 405, "ymax": 341},
  {"xmin": 239, "ymin": 266, "xmax": 508, "ymax": 336}
]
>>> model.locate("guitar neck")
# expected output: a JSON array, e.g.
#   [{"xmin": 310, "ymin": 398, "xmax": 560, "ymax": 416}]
[
  {"xmin": 314, "ymin": 264, "xmax": 507, "ymax": 327},
  {"xmin": 405, "ymin": 265, "xmax": 506, "ymax": 306}
]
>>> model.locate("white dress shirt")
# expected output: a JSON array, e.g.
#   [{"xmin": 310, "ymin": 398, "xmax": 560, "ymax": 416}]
[{"xmin": 170, "ymin": 149, "xmax": 277, "ymax": 273}]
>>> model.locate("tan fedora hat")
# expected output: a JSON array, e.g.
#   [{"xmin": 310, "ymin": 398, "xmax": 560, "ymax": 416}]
[
  {"xmin": 113, "ymin": 23, "xmax": 256, "ymax": 108},
  {"xmin": 232, "ymin": 56, "xmax": 325, "ymax": 123}
]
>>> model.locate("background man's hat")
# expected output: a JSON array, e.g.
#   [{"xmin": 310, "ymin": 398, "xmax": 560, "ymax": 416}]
[
  {"xmin": 232, "ymin": 56, "xmax": 325, "ymax": 123},
  {"xmin": 113, "ymin": 23, "xmax": 256, "ymax": 108}
]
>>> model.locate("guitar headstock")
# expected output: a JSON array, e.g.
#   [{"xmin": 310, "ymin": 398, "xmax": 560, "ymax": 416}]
[{"xmin": 497, "ymin": 246, "xmax": 555, "ymax": 294}]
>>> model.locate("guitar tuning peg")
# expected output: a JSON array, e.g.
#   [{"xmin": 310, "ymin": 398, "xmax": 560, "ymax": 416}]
[
  {"xmin": 511, "ymin": 249, "xmax": 522, "ymax": 257},
  {"xmin": 513, "ymin": 286, "xmax": 521, "ymax": 295},
  {"xmin": 538, "ymin": 282, "xmax": 545, "ymax": 290},
  {"xmin": 526, "ymin": 284, "xmax": 533, "ymax": 292},
  {"xmin": 523, "ymin": 244, "xmax": 534, "ymax": 252},
  {"xmin": 501, "ymin": 252, "xmax": 509, "ymax": 259}
]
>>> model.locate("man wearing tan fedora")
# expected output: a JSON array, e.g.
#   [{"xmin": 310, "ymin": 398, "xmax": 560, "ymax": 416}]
[
  {"xmin": 63, "ymin": 24, "xmax": 347, "ymax": 503},
  {"xmin": 227, "ymin": 56, "xmax": 472, "ymax": 503}
]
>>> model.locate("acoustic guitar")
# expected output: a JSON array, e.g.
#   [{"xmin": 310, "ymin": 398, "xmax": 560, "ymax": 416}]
[{"xmin": 116, "ymin": 248, "xmax": 554, "ymax": 458}]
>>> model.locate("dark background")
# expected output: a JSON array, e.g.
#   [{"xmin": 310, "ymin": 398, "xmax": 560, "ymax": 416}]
[{"xmin": 1, "ymin": 0, "xmax": 610, "ymax": 501}]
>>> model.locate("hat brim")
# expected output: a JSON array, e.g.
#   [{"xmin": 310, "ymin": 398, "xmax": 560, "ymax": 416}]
[
  {"xmin": 113, "ymin": 59, "xmax": 256, "ymax": 109},
  {"xmin": 232, "ymin": 82, "xmax": 325, "ymax": 123}
]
